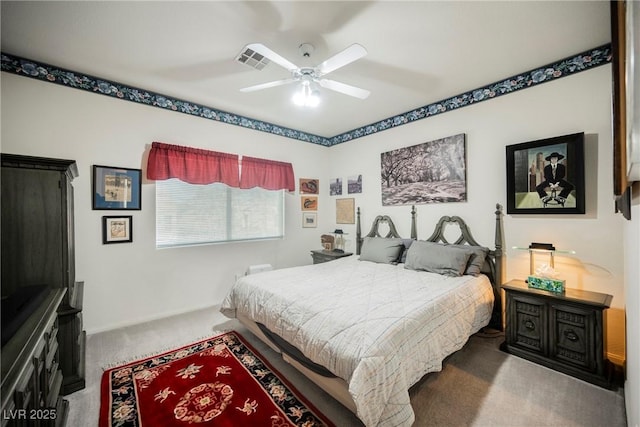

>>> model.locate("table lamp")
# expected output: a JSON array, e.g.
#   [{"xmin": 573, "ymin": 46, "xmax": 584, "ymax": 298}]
[{"xmin": 513, "ymin": 243, "xmax": 575, "ymax": 293}]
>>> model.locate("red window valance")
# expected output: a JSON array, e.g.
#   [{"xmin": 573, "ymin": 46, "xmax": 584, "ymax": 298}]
[
  {"xmin": 240, "ymin": 156, "xmax": 295, "ymax": 192},
  {"xmin": 147, "ymin": 142, "xmax": 295, "ymax": 191},
  {"xmin": 147, "ymin": 142, "xmax": 240, "ymax": 186}
]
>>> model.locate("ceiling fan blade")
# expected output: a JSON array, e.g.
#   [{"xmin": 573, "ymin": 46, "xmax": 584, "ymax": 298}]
[
  {"xmin": 240, "ymin": 78, "xmax": 297, "ymax": 92},
  {"xmin": 317, "ymin": 43, "xmax": 367, "ymax": 75},
  {"xmin": 319, "ymin": 79, "xmax": 370, "ymax": 99},
  {"xmin": 245, "ymin": 43, "xmax": 299, "ymax": 72}
]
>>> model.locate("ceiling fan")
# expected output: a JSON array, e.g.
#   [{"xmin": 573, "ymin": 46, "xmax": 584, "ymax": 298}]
[{"xmin": 238, "ymin": 42, "xmax": 370, "ymax": 105}]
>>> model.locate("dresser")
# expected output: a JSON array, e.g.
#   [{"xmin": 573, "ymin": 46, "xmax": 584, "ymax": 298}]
[
  {"xmin": 501, "ymin": 280, "xmax": 612, "ymax": 388},
  {"xmin": 1, "ymin": 288, "xmax": 68, "ymax": 426},
  {"xmin": 310, "ymin": 250, "xmax": 353, "ymax": 264},
  {"xmin": 1, "ymin": 154, "xmax": 86, "ymax": 397}
]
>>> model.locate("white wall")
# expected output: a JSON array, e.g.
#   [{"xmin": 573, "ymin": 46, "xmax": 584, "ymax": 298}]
[
  {"xmin": 0, "ymin": 63, "xmax": 630, "ymax": 365},
  {"xmin": 327, "ymin": 65, "xmax": 627, "ymax": 363},
  {"xmin": 1, "ymin": 72, "xmax": 331, "ymax": 333},
  {"xmin": 625, "ymin": 183, "xmax": 640, "ymax": 427}
]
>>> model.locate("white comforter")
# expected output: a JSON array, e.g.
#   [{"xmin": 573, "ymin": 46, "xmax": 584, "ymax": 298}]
[{"xmin": 220, "ymin": 256, "xmax": 494, "ymax": 427}]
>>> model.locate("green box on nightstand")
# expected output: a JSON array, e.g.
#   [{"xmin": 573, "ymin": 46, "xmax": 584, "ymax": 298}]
[{"xmin": 527, "ymin": 275, "xmax": 565, "ymax": 293}]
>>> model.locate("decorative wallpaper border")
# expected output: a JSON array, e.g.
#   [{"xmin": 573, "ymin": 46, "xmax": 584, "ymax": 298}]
[
  {"xmin": 1, "ymin": 44, "xmax": 611, "ymax": 147},
  {"xmin": 0, "ymin": 52, "xmax": 330, "ymax": 147},
  {"xmin": 328, "ymin": 44, "xmax": 612, "ymax": 146}
]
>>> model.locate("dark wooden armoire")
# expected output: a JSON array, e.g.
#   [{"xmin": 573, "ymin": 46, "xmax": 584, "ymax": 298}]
[{"xmin": 1, "ymin": 154, "xmax": 86, "ymax": 406}]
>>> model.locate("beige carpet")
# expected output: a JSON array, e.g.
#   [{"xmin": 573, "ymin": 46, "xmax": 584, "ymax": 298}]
[
  {"xmin": 66, "ymin": 306, "xmax": 626, "ymax": 426},
  {"xmin": 408, "ymin": 333, "xmax": 626, "ymax": 426}
]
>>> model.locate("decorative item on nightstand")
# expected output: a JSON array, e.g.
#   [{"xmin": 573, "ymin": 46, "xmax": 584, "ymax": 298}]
[
  {"xmin": 332, "ymin": 229, "xmax": 348, "ymax": 253},
  {"xmin": 320, "ymin": 234, "xmax": 334, "ymax": 251},
  {"xmin": 515, "ymin": 242, "xmax": 575, "ymax": 293}
]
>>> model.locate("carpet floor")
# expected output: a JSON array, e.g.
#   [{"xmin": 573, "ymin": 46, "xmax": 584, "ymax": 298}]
[{"xmin": 67, "ymin": 306, "xmax": 627, "ymax": 426}]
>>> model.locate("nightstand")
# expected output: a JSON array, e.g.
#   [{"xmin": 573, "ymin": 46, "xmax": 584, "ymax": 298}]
[
  {"xmin": 501, "ymin": 279, "xmax": 612, "ymax": 388},
  {"xmin": 310, "ymin": 250, "xmax": 353, "ymax": 264}
]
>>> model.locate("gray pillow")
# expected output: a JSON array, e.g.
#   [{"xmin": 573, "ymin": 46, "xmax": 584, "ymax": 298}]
[
  {"xmin": 404, "ymin": 240, "xmax": 471, "ymax": 277},
  {"xmin": 399, "ymin": 239, "xmax": 415, "ymax": 264},
  {"xmin": 359, "ymin": 237, "xmax": 404, "ymax": 264},
  {"xmin": 447, "ymin": 244, "xmax": 490, "ymax": 276}
]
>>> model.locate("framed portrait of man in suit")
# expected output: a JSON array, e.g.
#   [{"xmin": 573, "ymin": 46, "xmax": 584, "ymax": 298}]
[{"xmin": 506, "ymin": 132, "xmax": 585, "ymax": 215}]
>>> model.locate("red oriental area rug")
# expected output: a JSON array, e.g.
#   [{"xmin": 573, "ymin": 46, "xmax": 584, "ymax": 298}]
[{"xmin": 99, "ymin": 331, "xmax": 335, "ymax": 427}]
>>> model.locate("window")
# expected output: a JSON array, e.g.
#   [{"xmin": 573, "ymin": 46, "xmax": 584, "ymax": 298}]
[
  {"xmin": 156, "ymin": 179, "xmax": 284, "ymax": 248},
  {"xmin": 147, "ymin": 142, "xmax": 293, "ymax": 248}
]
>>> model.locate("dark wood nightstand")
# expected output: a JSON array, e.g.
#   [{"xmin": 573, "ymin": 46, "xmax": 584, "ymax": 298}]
[
  {"xmin": 501, "ymin": 279, "xmax": 613, "ymax": 388},
  {"xmin": 310, "ymin": 250, "xmax": 353, "ymax": 264}
]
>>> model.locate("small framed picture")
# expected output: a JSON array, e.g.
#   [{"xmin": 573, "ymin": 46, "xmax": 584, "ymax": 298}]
[
  {"xmin": 336, "ymin": 198, "xmax": 355, "ymax": 224},
  {"xmin": 330, "ymin": 178, "xmax": 343, "ymax": 196},
  {"xmin": 347, "ymin": 174, "xmax": 362, "ymax": 194},
  {"xmin": 302, "ymin": 212, "xmax": 317, "ymax": 228},
  {"xmin": 102, "ymin": 216, "xmax": 133, "ymax": 244},
  {"xmin": 301, "ymin": 196, "xmax": 318, "ymax": 211},
  {"xmin": 93, "ymin": 165, "xmax": 142, "ymax": 210},
  {"xmin": 299, "ymin": 178, "xmax": 319, "ymax": 194}
]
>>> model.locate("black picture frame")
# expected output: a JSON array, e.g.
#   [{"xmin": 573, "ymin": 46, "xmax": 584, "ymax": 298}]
[
  {"xmin": 506, "ymin": 132, "xmax": 585, "ymax": 215},
  {"xmin": 92, "ymin": 165, "xmax": 141, "ymax": 210},
  {"xmin": 102, "ymin": 216, "xmax": 133, "ymax": 244}
]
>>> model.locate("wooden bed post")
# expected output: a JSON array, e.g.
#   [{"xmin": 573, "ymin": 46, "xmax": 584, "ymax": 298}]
[
  {"xmin": 494, "ymin": 203, "xmax": 504, "ymax": 286},
  {"xmin": 356, "ymin": 207, "xmax": 362, "ymax": 255},
  {"xmin": 492, "ymin": 203, "xmax": 505, "ymax": 331},
  {"xmin": 410, "ymin": 205, "xmax": 417, "ymax": 239}
]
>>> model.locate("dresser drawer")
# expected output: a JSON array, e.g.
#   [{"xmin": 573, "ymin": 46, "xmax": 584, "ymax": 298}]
[
  {"xmin": 45, "ymin": 319, "xmax": 59, "ymax": 352},
  {"xmin": 14, "ymin": 363, "xmax": 36, "ymax": 411}
]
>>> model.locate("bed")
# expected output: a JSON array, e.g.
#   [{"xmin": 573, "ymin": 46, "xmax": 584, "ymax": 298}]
[{"xmin": 220, "ymin": 205, "xmax": 504, "ymax": 427}]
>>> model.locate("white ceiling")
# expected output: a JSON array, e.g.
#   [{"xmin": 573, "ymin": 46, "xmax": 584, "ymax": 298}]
[{"xmin": 1, "ymin": 1, "xmax": 611, "ymax": 138}]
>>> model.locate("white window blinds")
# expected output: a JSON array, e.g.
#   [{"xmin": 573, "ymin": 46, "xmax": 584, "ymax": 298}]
[{"xmin": 155, "ymin": 178, "xmax": 284, "ymax": 248}]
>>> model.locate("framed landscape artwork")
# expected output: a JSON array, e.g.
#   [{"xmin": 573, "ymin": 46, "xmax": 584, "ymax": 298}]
[
  {"xmin": 505, "ymin": 132, "xmax": 585, "ymax": 215},
  {"xmin": 381, "ymin": 134, "xmax": 466, "ymax": 206}
]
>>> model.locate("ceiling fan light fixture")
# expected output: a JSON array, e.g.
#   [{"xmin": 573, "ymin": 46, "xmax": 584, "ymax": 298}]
[
  {"xmin": 239, "ymin": 42, "xmax": 369, "ymax": 103},
  {"xmin": 292, "ymin": 82, "xmax": 320, "ymax": 108}
]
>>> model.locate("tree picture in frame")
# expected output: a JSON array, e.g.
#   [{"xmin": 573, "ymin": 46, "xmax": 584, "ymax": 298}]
[
  {"xmin": 380, "ymin": 133, "xmax": 466, "ymax": 206},
  {"xmin": 506, "ymin": 132, "xmax": 585, "ymax": 214}
]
